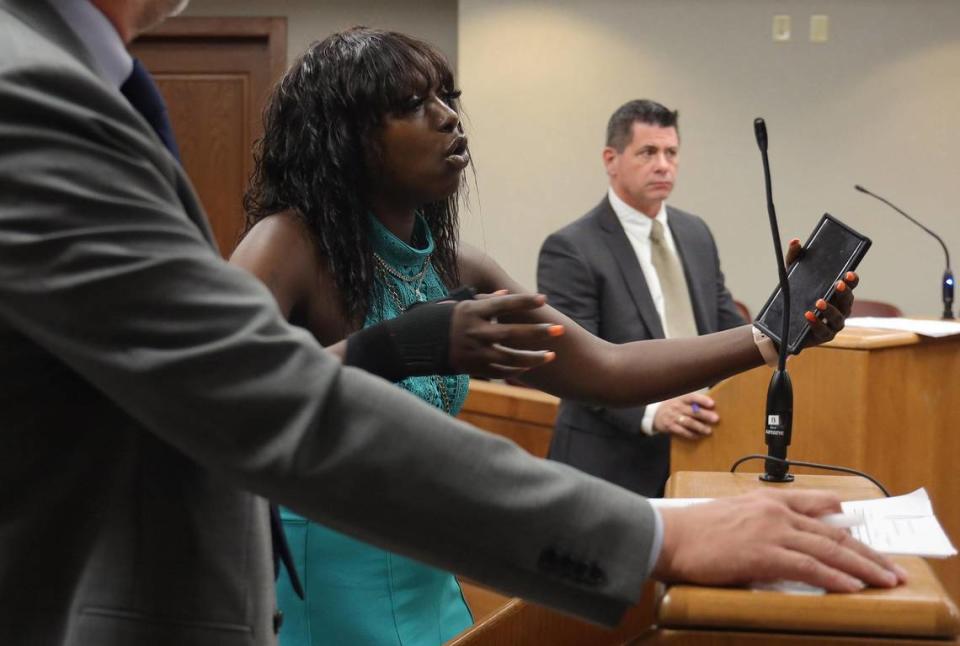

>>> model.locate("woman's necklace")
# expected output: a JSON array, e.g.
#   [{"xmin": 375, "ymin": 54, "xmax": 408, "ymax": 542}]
[
  {"xmin": 373, "ymin": 252, "xmax": 430, "ymax": 302},
  {"xmin": 373, "ymin": 256, "xmax": 452, "ymax": 414}
]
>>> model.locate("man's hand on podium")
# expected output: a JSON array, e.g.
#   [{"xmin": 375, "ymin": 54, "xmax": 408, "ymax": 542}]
[{"xmin": 652, "ymin": 489, "xmax": 909, "ymax": 592}]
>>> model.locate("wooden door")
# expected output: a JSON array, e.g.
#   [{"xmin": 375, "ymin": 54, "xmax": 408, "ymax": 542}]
[{"xmin": 132, "ymin": 17, "xmax": 286, "ymax": 257}]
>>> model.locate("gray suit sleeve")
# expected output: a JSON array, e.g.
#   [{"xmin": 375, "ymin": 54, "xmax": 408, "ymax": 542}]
[
  {"xmin": 0, "ymin": 62, "xmax": 657, "ymax": 625},
  {"xmin": 537, "ymin": 232, "xmax": 647, "ymax": 434}
]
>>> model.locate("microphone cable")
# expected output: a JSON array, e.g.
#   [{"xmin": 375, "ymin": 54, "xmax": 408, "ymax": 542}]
[
  {"xmin": 854, "ymin": 184, "xmax": 954, "ymax": 319},
  {"xmin": 730, "ymin": 454, "xmax": 891, "ymax": 497}
]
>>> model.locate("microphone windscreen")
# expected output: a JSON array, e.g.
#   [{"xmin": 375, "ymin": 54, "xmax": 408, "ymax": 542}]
[{"xmin": 754, "ymin": 118, "xmax": 768, "ymax": 152}]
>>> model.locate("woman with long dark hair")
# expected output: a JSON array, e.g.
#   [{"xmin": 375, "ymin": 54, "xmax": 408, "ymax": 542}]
[{"xmin": 231, "ymin": 27, "xmax": 857, "ymax": 646}]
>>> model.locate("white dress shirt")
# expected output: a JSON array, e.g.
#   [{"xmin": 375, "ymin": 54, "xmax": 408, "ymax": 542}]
[{"xmin": 48, "ymin": 0, "xmax": 133, "ymax": 90}]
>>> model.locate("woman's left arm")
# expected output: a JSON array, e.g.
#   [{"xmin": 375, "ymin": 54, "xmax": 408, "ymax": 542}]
[{"xmin": 458, "ymin": 243, "xmax": 854, "ymax": 407}]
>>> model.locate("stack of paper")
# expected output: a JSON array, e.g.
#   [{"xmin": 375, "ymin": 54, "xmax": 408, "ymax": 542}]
[{"xmin": 842, "ymin": 488, "xmax": 957, "ymax": 558}]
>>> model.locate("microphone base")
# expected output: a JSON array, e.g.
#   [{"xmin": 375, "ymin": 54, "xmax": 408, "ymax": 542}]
[{"xmin": 759, "ymin": 472, "xmax": 795, "ymax": 483}]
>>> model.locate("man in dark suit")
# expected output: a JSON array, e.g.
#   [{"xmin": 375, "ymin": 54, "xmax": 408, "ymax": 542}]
[
  {"xmin": 539, "ymin": 99, "xmax": 746, "ymax": 497},
  {"xmin": 0, "ymin": 5, "xmax": 903, "ymax": 644}
]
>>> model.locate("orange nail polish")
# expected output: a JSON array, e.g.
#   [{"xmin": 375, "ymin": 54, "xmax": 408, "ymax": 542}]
[
  {"xmin": 544, "ymin": 351, "xmax": 556, "ymax": 362},
  {"xmin": 547, "ymin": 325, "xmax": 565, "ymax": 337},
  {"xmin": 836, "ymin": 281, "xmax": 847, "ymax": 292},
  {"xmin": 816, "ymin": 299, "xmax": 827, "ymax": 310},
  {"xmin": 845, "ymin": 271, "xmax": 856, "ymax": 281},
  {"xmin": 805, "ymin": 311, "xmax": 816, "ymax": 322}
]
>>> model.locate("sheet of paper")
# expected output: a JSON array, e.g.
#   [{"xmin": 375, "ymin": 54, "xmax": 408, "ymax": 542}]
[
  {"xmin": 845, "ymin": 317, "xmax": 960, "ymax": 337},
  {"xmin": 841, "ymin": 488, "xmax": 958, "ymax": 558}
]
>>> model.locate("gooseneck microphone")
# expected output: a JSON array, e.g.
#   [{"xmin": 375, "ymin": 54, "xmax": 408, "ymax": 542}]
[
  {"xmin": 853, "ymin": 185, "xmax": 954, "ymax": 319},
  {"xmin": 754, "ymin": 118, "xmax": 794, "ymax": 483},
  {"xmin": 727, "ymin": 123, "xmax": 893, "ymax": 496}
]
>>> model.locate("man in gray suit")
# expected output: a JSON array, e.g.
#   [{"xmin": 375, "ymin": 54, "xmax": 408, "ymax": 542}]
[
  {"xmin": 0, "ymin": 3, "xmax": 904, "ymax": 645},
  {"xmin": 539, "ymin": 100, "xmax": 746, "ymax": 497}
]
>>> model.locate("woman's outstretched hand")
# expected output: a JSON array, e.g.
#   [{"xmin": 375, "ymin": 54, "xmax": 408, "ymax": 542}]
[{"xmin": 449, "ymin": 291, "xmax": 563, "ymax": 378}]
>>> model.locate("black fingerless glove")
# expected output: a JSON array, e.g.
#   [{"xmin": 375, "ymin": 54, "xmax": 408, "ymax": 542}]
[{"xmin": 344, "ymin": 287, "xmax": 476, "ymax": 381}]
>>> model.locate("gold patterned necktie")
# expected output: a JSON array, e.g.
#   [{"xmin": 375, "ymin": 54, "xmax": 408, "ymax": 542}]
[{"xmin": 649, "ymin": 219, "xmax": 698, "ymax": 338}]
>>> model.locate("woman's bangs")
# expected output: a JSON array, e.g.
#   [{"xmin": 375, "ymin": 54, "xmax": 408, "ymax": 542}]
[{"xmin": 379, "ymin": 38, "xmax": 455, "ymax": 113}]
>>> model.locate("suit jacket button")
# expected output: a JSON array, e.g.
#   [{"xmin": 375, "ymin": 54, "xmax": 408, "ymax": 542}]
[
  {"xmin": 572, "ymin": 561, "xmax": 589, "ymax": 581},
  {"xmin": 587, "ymin": 563, "xmax": 607, "ymax": 585},
  {"xmin": 273, "ymin": 609, "xmax": 284, "ymax": 634},
  {"xmin": 538, "ymin": 548, "xmax": 559, "ymax": 572}
]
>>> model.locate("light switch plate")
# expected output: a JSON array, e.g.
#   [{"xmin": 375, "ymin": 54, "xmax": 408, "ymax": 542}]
[
  {"xmin": 810, "ymin": 15, "xmax": 829, "ymax": 42},
  {"xmin": 772, "ymin": 15, "xmax": 791, "ymax": 42}
]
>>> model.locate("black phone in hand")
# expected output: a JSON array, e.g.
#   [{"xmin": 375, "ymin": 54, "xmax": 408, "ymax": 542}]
[{"xmin": 755, "ymin": 214, "xmax": 871, "ymax": 354}]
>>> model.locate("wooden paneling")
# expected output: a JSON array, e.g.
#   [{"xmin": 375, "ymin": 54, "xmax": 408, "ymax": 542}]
[
  {"xmin": 459, "ymin": 581, "xmax": 512, "ymax": 623},
  {"xmin": 672, "ymin": 327, "xmax": 960, "ymax": 604},
  {"xmin": 131, "ymin": 17, "xmax": 286, "ymax": 257},
  {"xmin": 159, "ymin": 74, "xmax": 248, "ymax": 254},
  {"xmin": 449, "ymin": 583, "xmax": 658, "ymax": 646},
  {"xmin": 457, "ymin": 380, "xmax": 558, "ymax": 458},
  {"xmin": 634, "ymin": 629, "xmax": 958, "ymax": 645}
]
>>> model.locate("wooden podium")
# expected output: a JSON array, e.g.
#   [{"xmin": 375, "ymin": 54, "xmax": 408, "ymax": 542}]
[
  {"xmin": 672, "ymin": 327, "xmax": 960, "ymax": 604},
  {"xmin": 633, "ymin": 471, "xmax": 960, "ymax": 645},
  {"xmin": 450, "ymin": 472, "xmax": 960, "ymax": 645}
]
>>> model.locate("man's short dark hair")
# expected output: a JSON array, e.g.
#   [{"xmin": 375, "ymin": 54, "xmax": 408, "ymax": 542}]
[{"xmin": 605, "ymin": 99, "xmax": 679, "ymax": 151}]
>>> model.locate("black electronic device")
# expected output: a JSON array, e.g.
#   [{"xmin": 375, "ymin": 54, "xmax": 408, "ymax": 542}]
[{"xmin": 754, "ymin": 214, "xmax": 872, "ymax": 355}]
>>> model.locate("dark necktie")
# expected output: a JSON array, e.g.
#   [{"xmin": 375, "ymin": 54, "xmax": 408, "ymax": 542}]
[
  {"xmin": 118, "ymin": 57, "xmax": 304, "ymax": 600},
  {"xmin": 120, "ymin": 58, "xmax": 181, "ymax": 161}
]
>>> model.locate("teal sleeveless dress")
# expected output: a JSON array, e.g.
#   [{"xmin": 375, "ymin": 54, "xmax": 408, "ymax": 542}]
[{"xmin": 276, "ymin": 215, "xmax": 473, "ymax": 645}]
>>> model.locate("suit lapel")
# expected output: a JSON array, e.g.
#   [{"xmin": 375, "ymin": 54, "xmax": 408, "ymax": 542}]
[
  {"xmin": 595, "ymin": 199, "xmax": 665, "ymax": 339},
  {"xmin": 667, "ymin": 208, "xmax": 708, "ymax": 334}
]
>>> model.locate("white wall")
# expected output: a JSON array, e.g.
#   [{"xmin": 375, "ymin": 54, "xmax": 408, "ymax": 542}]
[
  {"xmin": 458, "ymin": 0, "xmax": 960, "ymax": 317},
  {"xmin": 183, "ymin": 0, "xmax": 457, "ymax": 70}
]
